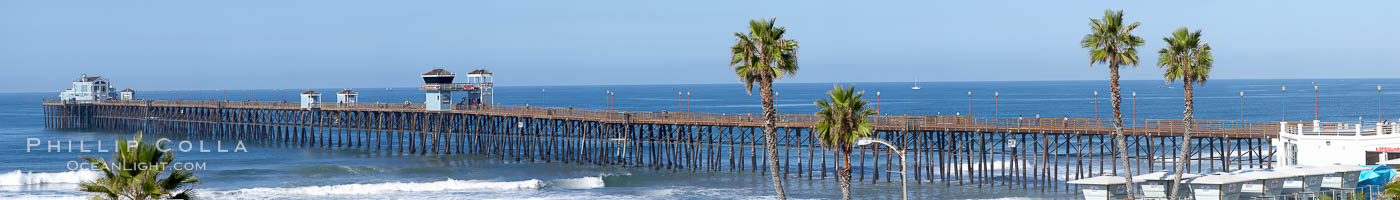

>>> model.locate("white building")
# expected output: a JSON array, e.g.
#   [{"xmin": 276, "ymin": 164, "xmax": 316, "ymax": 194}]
[
  {"xmin": 58, "ymin": 74, "xmax": 117, "ymax": 102},
  {"xmin": 1274, "ymin": 121, "xmax": 1400, "ymax": 167}
]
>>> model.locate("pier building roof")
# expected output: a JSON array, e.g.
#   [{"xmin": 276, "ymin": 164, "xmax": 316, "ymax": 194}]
[
  {"xmin": 1187, "ymin": 173, "xmax": 1253, "ymax": 184},
  {"xmin": 1234, "ymin": 170, "xmax": 1290, "ymax": 180},
  {"xmin": 1319, "ymin": 165, "xmax": 1369, "ymax": 173},
  {"xmin": 422, "ymin": 69, "xmax": 456, "ymax": 84},
  {"xmin": 1275, "ymin": 167, "xmax": 1332, "ymax": 176},
  {"xmin": 1133, "ymin": 171, "xmax": 1201, "ymax": 182},
  {"xmin": 338, "ymin": 89, "xmax": 357, "ymax": 95},
  {"xmin": 423, "ymin": 69, "xmax": 455, "ymax": 76},
  {"xmin": 301, "ymin": 90, "xmax": 321, "ymax": 95},
  {"xmin": 1067, "ymin": 175, "xmax": 1129, "ymax": 185},
  {"xmin": 75, "ymin": 74, "xmax": 106, "ymax": 82}
]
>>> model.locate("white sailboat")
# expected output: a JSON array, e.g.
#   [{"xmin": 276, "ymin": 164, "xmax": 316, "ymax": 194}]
[{"xmin": 911, "ymin": 77, "xmax": 922, "ymax": 90}]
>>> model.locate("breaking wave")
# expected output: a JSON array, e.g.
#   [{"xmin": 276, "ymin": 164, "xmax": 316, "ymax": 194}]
[
  {"xmin": 219, "ymin": 176, "xmax": 605, "ymax": 196},
  {"xmin": 0, "ymin": 170, "xmax": 99, "ymax": 186}
]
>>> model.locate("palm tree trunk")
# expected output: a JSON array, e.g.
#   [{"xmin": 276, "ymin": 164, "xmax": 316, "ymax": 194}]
[
  {"xmin": 840, "ymin": 150, "xmax": 853, "ymax": 200},
  {"xmin": 759, "ymin": 79, "xmax": 787, "ymax": 199},
  {"xmin": 1169, "ymin": 78, "xmax": 1195, "ymax": 200},
  {"xmin": 1109, "ymin": 64, "xmax": 1137, "ymax": 197}
]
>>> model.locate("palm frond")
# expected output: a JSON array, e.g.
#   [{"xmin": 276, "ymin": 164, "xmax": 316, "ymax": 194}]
[
  {"xmin": 1081, "ymin": 9, "xmax": 1144, "ymax": 68},
  {"xmin": 729, "ymin": 17, "xmax": 799, "ymax": 89},
  {"xmin": 77, "ymin": 133, "xmax": 200, "ymax": 199},
  {"xmin": 1157, "ymin": 27, "xmax": 1213, "ymax": 84},
  {"xmin": 813, "ymin": 85, "xmax": 877, "ymax": 153}
]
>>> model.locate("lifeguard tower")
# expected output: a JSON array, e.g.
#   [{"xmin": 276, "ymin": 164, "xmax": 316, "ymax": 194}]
[
  {"xmin": 58, "ymin": 74, "xmax": 117, "ymax": 102},
  {"xmin": 420, "ymin": 68, "xmax": 493, "ymax": 111}
]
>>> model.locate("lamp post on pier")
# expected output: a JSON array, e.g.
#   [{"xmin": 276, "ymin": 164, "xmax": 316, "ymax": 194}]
[
  {"xmin": 541, "ymin": 88, "xmax": 546, "ymax": 105},
  {"xmin": 686, "ymin": 92, "xmax": 691, "ymax": 112},
  {"xmin": 1282, "ymin": 85, "xmax": 1287, "ymax": 122},
  {"xmin": 1094, "ymin": 91, "xmax": 1099, "ymax": 125},
  {"xmin": 1240, "ymin": 91, "xmax": 1245, "ymax": 122},
  {"xmin": 876, "ymin": 91, "xmax": 882, "ymax": 114},
  {"xmin": 967, "ymin": 91, "xmax": 973, "ymax": 117},
  {"xmin": 677, "ymin": 91, "xmax": 683, "ymax": 112},
  {"xmin": 1314, "ymin": 84, "xmax": 1319, "ymax": 121},
  {"xmin": 995, "ymin": 92, "xmax": 1000, "ymax": 117},
  {"xmin": 856, "ymin": 137, "xmax": 907, "ymax": 200}
]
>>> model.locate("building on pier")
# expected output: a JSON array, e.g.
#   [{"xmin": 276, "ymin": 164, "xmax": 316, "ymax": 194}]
[
  {"xmin": 464, "ymin": 69, "xmax": 494, "ymax": 105},
  {"xmin": 300, "ymin": 90, "xmax": 321, "ymax": 109},
  {"xmin": 119, "ymin": 88, "xmax": 135, "ymax": 100},
  {"xmin": 58, "ymin": 74, "xmax": 117, "ymax": 102},
  {"xmin": 421, "ymin": 69, "xmax": 455, "ymax": 111},
  {"xmin": 337, "ymin": 89, "xmax": 357, "ymax": 104},
  {"xmin": 420, "ymin": 68, "xmax": 494, "ymax": 111}
]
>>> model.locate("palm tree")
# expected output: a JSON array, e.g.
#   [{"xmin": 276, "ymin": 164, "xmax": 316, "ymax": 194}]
[
  {"xmin": 1382, "ymin": 180, "xmax": 1400, "ymax": 199},
  {"xmin": 730, "ymin": 17, "xmax": 799, "ymax": 199},
  {"xmin": 814, "ymin": 85, "xmax": 877, "ymax": 200},
  {"xmin": 79, "ymin": 134, "xmax": 200, "ymax": 200},
  {"xmin": 1158, "ymin": 27, "xmax": 1212, "ymax": 200},
  {"xmin": 1080, "ymin": 9, "xmax": 1145, "ymax": 196}
]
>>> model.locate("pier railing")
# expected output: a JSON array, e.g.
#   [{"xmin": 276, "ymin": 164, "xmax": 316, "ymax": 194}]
[
  {"xmin": 1280, "ymin": 121, "xmax": 1400, "ymax": 136},
  {"xmin": 44, "ymin": 99, "xmax": 1282, "ymax": 138}
]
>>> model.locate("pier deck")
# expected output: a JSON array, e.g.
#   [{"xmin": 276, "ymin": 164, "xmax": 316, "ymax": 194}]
[
  {"xmin": 43, "ymin": 99, "xmax": 1284, "ymax": 192},
  {"xmin": 45, "ymin": 100, "xmax": 1279, "ymax": 138}
]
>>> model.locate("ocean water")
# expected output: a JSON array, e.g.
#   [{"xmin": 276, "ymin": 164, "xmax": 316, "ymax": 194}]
[{"xmin": 3, "ymin": 79, "xmax": 1399, "ymax": 199}]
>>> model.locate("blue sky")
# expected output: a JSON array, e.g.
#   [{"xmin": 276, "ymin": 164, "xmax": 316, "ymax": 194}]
[{"xmin": 1, "ymin": 0, "xmax": 1397, "ymax": 92}]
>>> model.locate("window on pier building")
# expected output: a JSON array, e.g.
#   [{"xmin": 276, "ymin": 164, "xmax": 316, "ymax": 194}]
[{"xmin": 1367, "ymin": 152, "xmax": 1381, "ymax": 165}]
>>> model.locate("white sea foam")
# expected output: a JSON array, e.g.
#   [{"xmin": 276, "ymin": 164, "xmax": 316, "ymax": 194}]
[
  {"xmin": 0, "ymin": 170, "xmax": 100, "ymax": 186},
  {"xmin": 222, "ymin": 179, "xmax": 543, "ymax": 196},
  {"xmin": 219, "ymin": 176, "xmax": 605, "ymax": 197},
  {"xmin": 545, "ymin": 176, "xmax": 605, "ymax": 189},
  {"xmin": 0, "ymin": 193, "xmax": 89, "ymax": 200}
]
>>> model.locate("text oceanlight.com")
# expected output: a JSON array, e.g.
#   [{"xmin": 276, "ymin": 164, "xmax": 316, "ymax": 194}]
[
  {"xmin": 26, "ymin": 138, "xmax": 248, "ymax": 153},
  {"xmin": 67, "ymin": 161, "xmax": 208, "ymax": 171}
]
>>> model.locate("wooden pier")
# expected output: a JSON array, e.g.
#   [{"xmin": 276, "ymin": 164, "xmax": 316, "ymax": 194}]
[{"xmin": 43, "ymin": 99, "xmax": 1281, "ymax": 192}]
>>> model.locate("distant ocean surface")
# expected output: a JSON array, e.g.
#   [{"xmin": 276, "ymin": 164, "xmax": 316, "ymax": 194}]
[{"xmin": 3, "ymin": 79, "xmax": 1399, "ymax": 199}]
